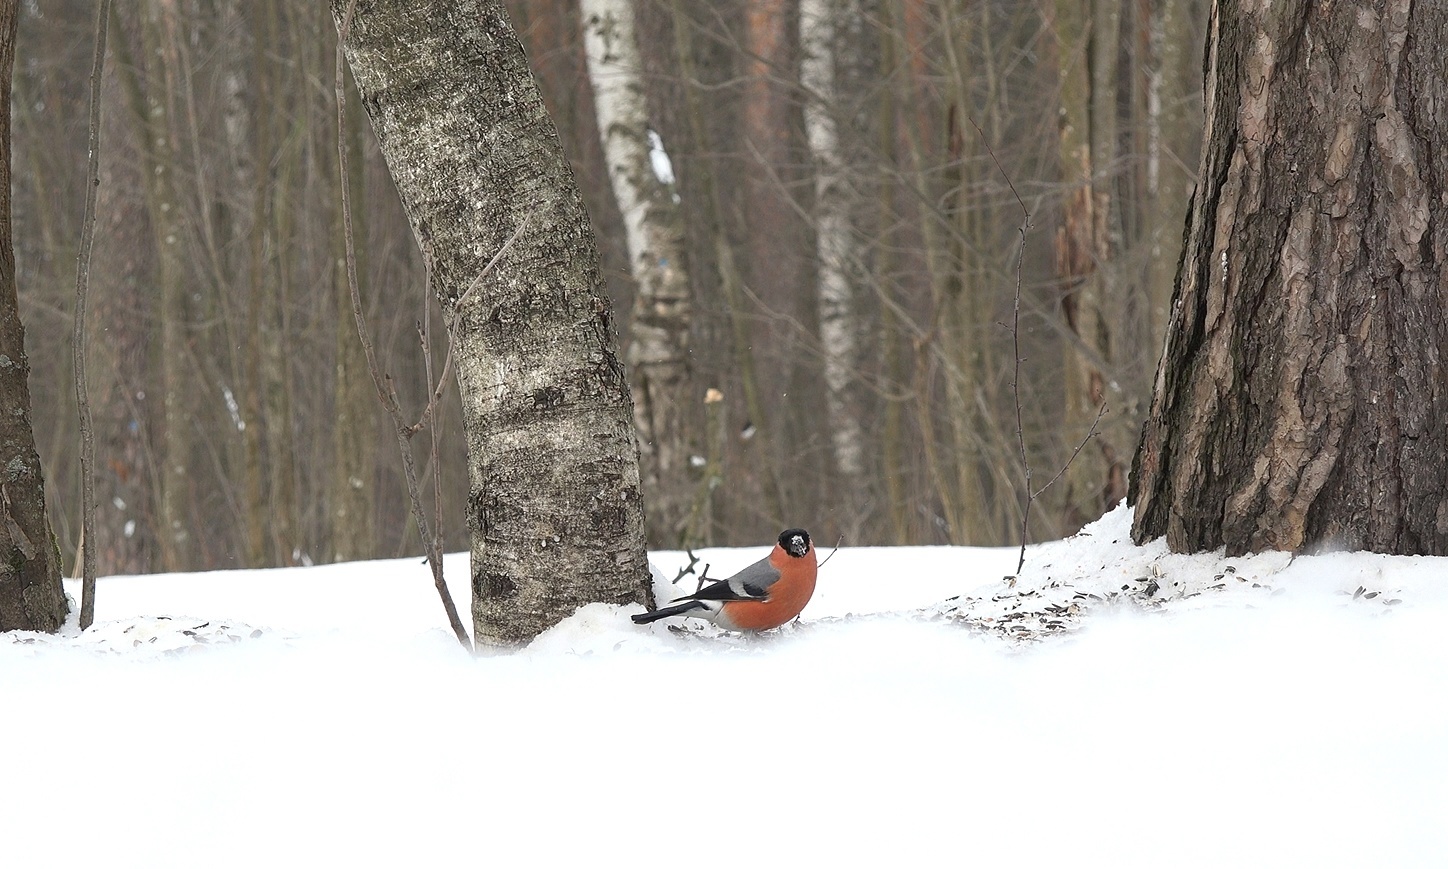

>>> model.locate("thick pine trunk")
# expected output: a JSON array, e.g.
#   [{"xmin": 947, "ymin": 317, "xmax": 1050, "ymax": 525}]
[
  {"xmin": 581, "ymin": 0, "xmax": 696, "ymax": 548},
  {"xmin": 0, "ymin": 0, "xmax": 66, "ymax": 632},
  {"xmin": 1131, "ymin": 0, "xmax": 1448, "ymax": 556},
  {"xmin": 333, "ymin": 0, "xmax": 650, "ymax": 645}
]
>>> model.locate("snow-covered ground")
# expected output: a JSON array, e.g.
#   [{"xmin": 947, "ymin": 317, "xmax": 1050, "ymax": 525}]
[{"xmin": 4, "ymin": 504, "xmax": 1447, "ymax": 867}]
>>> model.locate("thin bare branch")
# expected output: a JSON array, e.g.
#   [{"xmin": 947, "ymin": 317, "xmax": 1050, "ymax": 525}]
[
  {"xmin": 74, "ymin": 0, "xmax": 113, "ymax": 630},
  {"xmin": 336, "ymin": 1, "xmax": 471, "ymax": 651},
  {"xmin": 408, "ymin": 212, "xmax": 531, "ymax": 437},
  {"xmin": 1032, "ymin": 403, "xmax": 1107, "ymax": 500},
  {"xmin": 958, "ymin": 108, "xmax": 1049, "ymax": 576}
]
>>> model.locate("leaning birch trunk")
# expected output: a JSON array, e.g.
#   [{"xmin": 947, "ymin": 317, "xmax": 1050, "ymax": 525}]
[
  {"xmin": 800, "ymin": 0, "xmax": 868, "ymax": 531},
  {"xmin": 581, "ymin": 0, "xmax": 696, "ymax": 547},
  {"xmin": 332, "ymin": 0, "xmax": 651, "ymax": 646}
]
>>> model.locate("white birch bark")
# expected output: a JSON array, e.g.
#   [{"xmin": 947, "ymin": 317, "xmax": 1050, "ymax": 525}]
[
  {"xmin": 333, "ymin": 0, "xmax": 652, "ymax": 645},
  {"xmin": 801, "ymin": 0, "xmax": 867, "ymax": 506},
  {"xmin": 581, "ymin": 0, "xmax": 695, "ymax": 545}
]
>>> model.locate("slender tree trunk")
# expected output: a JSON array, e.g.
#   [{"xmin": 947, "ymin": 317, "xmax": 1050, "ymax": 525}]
[
  {"xmin": 1052, "ymin": 0, "xmax": 1125, "ymax": 528},
  {"xmin": 875, "ymin": 3, "xmax": 912, "ymax": 544},
  {"xmin": 333, "ymin": 0, "xmax": 651, "ymax": 645},
  {"xmin": 0, "ymin": 0, "xmax": 66, "ymax": 632},
  {"xmin": 1131, "ymin": 0, "xmax": 1448, "ymax": 556},
  {"xmin": 940, "ymin": 0, "xmax": 999, "ymax": 543},
  {"xmin": 330, "ymin": 36, "xmax": 374, "ymax": 564},
  {"xmin": 667, "ymin": 0, "xmax": 783, "ymax": 531},
  {"xmin": 742, "ymin": 0, "xmax": 801, "ymax": 520},
  {"xmin": 581, "ymin": 0, "xmax": 696, "ymax": 547},
  {"xmin": 801, "ymin": 0, "xmax": 869, "ymax": 536},
  {"xmin": 92, "ymin": 6, "xmax": 157, "ymax": 578},
  {"xmin": 137, "ymin": 3, "xmax": 193, "ymax": 571},
  {"xmin": 223, "ymin": 0, "xmax": 269, "ymax": 567}
]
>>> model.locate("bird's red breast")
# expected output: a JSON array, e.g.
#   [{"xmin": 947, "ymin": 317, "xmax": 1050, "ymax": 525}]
[{"xmin": 718, "ymin": 542, "xmax": 818, "ymax": 631}]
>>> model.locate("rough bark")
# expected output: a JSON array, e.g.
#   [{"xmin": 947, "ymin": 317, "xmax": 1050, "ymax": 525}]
[
  {"xmin": 1131, "ymin": 0, "xmax": 1448, "ymax": 556},
  {"xmin": 0, "ymin": 0, "xmax": 67, "ymax": 632},
  {"xmin": 581, "ymin": 0, "xmax": 696, "ymax": 547},
  {"xmin": 333, "ymin": 0, "xmax": 651, "ymax": 646}
]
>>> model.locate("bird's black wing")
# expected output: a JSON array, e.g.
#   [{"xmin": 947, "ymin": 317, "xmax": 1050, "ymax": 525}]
[{"xmin": 683, "ymin": 555, "xmax": 780, "ymax": 602}]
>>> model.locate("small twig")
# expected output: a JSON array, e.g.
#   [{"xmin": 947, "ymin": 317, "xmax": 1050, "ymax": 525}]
[
  {"xmin": 1004, "ymin": 201, "xmax": 1034, "ymax": 575},
  {"xmin": 962, "ymin": 113, "xmax": 1053, "ymax": 577},
  {"xmin": 408, "ymin": 214, "xmax": 531, "ymax": 437},
  {"xmin": 418, "ymin": 312, "xmax": 446, "ymax": 595},
  {"xmin": 1032, "ymin": 404, "xmax": 1107, "ymax": 500},
  {"xmin": 670, "ymin": 550, "xmax": 701, "ymax": 585},
  {"xmin": 337, "ymin": 1, "xmax": 470, "ymax": 651},
  {"xmin": 818, "ymin": 534, "xmax": 844, "ymax": 568},
  {"xmin": 692, "ymin": 565, "xmax": 713, "ymax": 596},
  {"xmin": 73, "ymin": 0, "xmax": 113, "ymax": 630},
  {"xmin": 971, "ymin": 108, "xmax": 1106, "ymax": 577}
]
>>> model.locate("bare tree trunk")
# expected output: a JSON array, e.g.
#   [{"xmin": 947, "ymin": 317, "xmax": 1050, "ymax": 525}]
[
  {"xmin": 801, "ymin": 0, "xmax": 869, "ymax": 536},
  {"xmin": 940, "ymin": 0, "xmax": 1006, "ymax": 544},
  {"xmin": 330, "ymin": 37, "xmax": 375, "ymax": 564},
  {"xmin": 1131, "ymin": 0, "xmax": 1448, "ymax": 556},
  {"xmin": 742, "ymin": 0, "xmax": 801, "ymax": 520},
  {"xmin": 874, "ymin": 4, "xmax": 913, "ymax": 544},
  {"xmin": 220, "ymin": 0, "xmax": 269, "ymax": 567},
  {"xmin": 137, "ymin": 3, "xmax": 194, "ymax": 571},
  {"xmin": 92, "ymin": 8, "xmax": 156, "ymax": 578},
  {"xmin": 666, "ymin": 0, "xmax": 784, "ymax": 532},
  {"xmin": 1051, "ymin": 0, "xmax": 1126, "ymax": 529},
  {"xmin": 333, "ymin": 0, "xmax": 651, "ymax": 646},
  {"xmin": 581, "ymin": 0, "xmax": 696, "ymax": 547},
  {"xmin": 0, "ymin": 0, "xmax": 66, "ymax": 632}
]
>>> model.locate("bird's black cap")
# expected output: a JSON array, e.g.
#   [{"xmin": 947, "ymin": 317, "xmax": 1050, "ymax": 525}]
[{"xmin": 779, "ymin": 528, "xmax": 811, "ymax": 558}]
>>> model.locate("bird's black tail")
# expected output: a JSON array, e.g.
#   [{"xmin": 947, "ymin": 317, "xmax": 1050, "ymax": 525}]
[{"xmin": 631, "ymin": 600, "xmax": 707, "ymax": 625}]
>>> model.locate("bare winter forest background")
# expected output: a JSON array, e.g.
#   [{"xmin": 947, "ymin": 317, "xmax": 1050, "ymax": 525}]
[{"xmin": 18, "ymin": 0, "xmax": 1207, "ymax": 576}]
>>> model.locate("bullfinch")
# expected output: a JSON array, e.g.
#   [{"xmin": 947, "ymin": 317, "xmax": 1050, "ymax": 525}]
[{"xmin": 632, "ymin": 529, "xmax": 817, "ymax": 631}]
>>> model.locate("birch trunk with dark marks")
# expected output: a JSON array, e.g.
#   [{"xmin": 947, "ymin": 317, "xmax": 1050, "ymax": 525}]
[
  {"xmin": 581, "ymin": 0, "xmax": 696, "ymax": 547},
  {"xmin": 332, "ymin": 0, "xmax": 651, "ymax": 645},
  {"xmin": 0, "ymin": 0, "xmax": 66, "ymax": 632},
  {"xmin": 1130, "ymin": 0, "xmax": 1448, "ymax": 556}
]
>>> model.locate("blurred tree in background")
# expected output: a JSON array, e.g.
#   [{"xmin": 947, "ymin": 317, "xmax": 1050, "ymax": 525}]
[{"xmin": 16, "ymin": 0, "xmax": 1208, "ymax": 574}]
